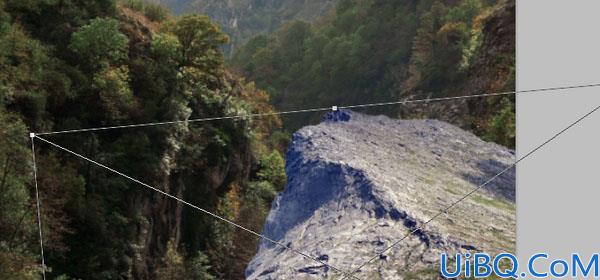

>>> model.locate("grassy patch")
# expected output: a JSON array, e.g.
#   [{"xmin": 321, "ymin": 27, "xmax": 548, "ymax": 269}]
[
  {"xmin": 472, "ymin": 194, "xmax": 515, "ymax": 211},
  {"xmin": 400, "ymin": 267, "xmax": 440, "ymax": 280},
  {"xmin": 443, "ymin": 180, "xmax": 465, "ymax": 195}
]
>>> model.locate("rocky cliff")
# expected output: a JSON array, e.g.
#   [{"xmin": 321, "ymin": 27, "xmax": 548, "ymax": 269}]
[{"xmin": 246, "ymin": 110, "xmax": 515, "ymax": 279}]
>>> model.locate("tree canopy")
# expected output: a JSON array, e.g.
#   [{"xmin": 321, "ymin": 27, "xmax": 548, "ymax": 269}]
[
  {"xmin": 231, "ymin": 0, "xmax": 515, "ymax": 148},
  {"xmin": 0, "ymin": 1, "xmax": 286, "ymax": 279}
]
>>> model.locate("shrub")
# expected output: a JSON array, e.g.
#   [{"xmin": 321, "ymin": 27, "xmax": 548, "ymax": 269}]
[{"xmin": 144, "ymin": 3, "xmax": 169, "ymax": 22}]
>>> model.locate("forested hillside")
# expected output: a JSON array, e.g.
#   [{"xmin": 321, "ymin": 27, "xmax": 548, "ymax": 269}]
[
  {"xmin": 0, "ymin": 1, "xmax": 285, "ymax": 279},
  {"xmin": 231, "ymin": 0, "xmax": 515, "ymax": 147},
  {"xmin": 0, "ymin": 0, "xmax": 516, "ymax": 279},
  {"xmin": 153, "ymin": 0, "xmax": 338, "ymax": 56}
]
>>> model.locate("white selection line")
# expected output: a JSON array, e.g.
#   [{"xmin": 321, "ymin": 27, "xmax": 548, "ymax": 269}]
[
  {"xmin": 340, "ymin": 102, "xmax": 600, "ymax": 280},
  {"xmin": 30, "ymin": 135, "xmax": 47, "ymax": 280},
  {"xmin": 339, "ymin": 83, "xmax": 600, "ymax": 110},
  {"xmin": 35, "ymin": 107, "xmax": 331, "ymax": 136},
  {"xmin": 28, "ymin": 82, "xmax": 600, "ymax": 279},
  {"xmin": 33, "ymin": 135, "xmax": 359, "ymax": 279},
  {"xmin": 34, "ymin": 83, "xmax": 600, "ymax": 136}
]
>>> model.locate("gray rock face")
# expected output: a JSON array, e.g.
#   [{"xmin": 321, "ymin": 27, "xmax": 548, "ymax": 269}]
[{"xmin": 246, "ymin": 110, "xmax": 515, "ymax": 279}]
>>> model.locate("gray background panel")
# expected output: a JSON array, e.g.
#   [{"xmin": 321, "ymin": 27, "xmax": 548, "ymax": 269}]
[{"xmin": 518, "ymin": 0, "xmax": 600, "ymax": 275}]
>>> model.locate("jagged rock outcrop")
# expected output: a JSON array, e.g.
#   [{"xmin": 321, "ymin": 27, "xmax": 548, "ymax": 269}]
[{"xmin": 246, "ymin": 110, "xmax": 515, "ymax": 279}]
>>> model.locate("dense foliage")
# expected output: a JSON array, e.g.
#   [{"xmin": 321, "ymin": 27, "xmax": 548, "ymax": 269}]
[
  {"xmin": 155, "ymin": 0, "xmax": 339, "ymax": 56},
  {"xmin": 0, "ymin": 1, "xmax": 285, "ymax": 279},
  {"xmin": 0, "ymin": 0, "xmax": 515, "ymax": 278},
  {"xmin": 231, "ymin": 0, "xmax": 515, "ymax": 147}
]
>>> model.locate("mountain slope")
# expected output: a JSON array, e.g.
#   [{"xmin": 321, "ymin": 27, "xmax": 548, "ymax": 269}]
[
  {"xmin": 156, "ymin": 0, "xmax": 338, "ymax": 56},
  {"xmin": 247, "ymin": 110, "xmax": 515, "ymax": 279},
  {"xmin": 0, "ymin": 2, "xmax": 284, "ymax": 279},
  {"xmin": 231, "ymin": 0, "xmax": 515, "ymax": 147}
]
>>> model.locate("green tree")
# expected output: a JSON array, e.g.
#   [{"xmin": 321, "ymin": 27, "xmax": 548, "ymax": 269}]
[
  {"xmin": 0, "ymin": 109, "xmax": 38, "ymax": 280},
  {"xmin": 144, "ymin": 3, "xmax": 169, "ymax": 22},
  {"xmin": 0, "ymin": 1, "xmax": 285, "ymax": 278},
  {"xmin": 156, "ymin": 239, "xmax": 216, "ymax": 280},
  {"xmin": 171, "ymin": 15, "xmax": 229, "ymax": 83},
  {"xmin": 257, "ymin": 151, "xmax": 286, "ymax": 191},
  {"xmin": 425, "ymin": 21, "xmax": 469, "ymax": 89},
  {"xmin": 151, "ymin": 33, "xmax": 182, "ymax": 64},
  {"xmin": 208, "ymin": 195, "xmax": 236, "ymax": 278},
  {"xmin": 122, "ymin": 0, "xmax": 145, "ymax": 12},
  {"xmin": 484, "ymin": 97, "xmax": 515, "ymax": 148},
  {"xmin": 156, "ymin": 239, "xmax": 186, "ymax": 280},
  {"xmin": 69, "ymin": 18, "xmax": 128, "ymax": 68},
  {"xmin": 0, "ymin": 2, "xmax": 9, "ymax": 36},
  {"xmin": 92, "ymin": 66, "xmax": 136, "ymax": 121},
  {"xmin": 0, "ymin": 22, "xmax": 48, "ymax": 123},
  {"xmin": 445, "ymin": 0, "xmax": 483, "ymax": 25},
  {"xmin": 186, "ymin": 251, "xmax": 215, "ymax": 280}
]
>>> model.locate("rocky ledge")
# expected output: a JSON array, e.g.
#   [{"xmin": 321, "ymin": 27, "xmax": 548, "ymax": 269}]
[{"xmin": 246, "ymin": 110, "xmax": 515, "ymax": 279}]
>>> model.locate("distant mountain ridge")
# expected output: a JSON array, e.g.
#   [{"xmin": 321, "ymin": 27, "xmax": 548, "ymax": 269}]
[{"xmin": 155, "ymin": 0, "xmax": 338, "ymax": 56}]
